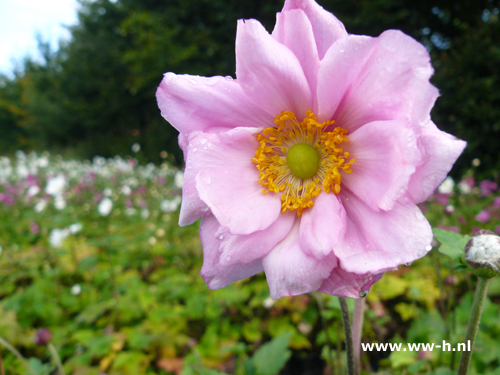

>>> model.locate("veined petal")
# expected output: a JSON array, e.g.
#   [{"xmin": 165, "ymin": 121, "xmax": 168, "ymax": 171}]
[
  {"xmin": 218, "ymin": 212, "xmax": 295, "ymax": 266},
  {"xmin": 179, "ymin": 127, "xmax": 263, "ymax": 226},
  {"xmin": 318, "ymin": 31, "xmax": 437, "ymax": 129},
  {"xmin": 343, "ymin": 120, "xmax": 421, "ymax": 211},
  {"xmin": 299, "ymin": 192, "xmax": 346, "ymax": 259},
  {"xmin": 272, "ymin": 9, "xmax": 320, "ymax": 101},
  {"xmin": 200, "ymin": 214, "xmax": 263, "ymax": 289},
  {"xmin": 319, "ymin": 267, "xmax": 384, "ymax": 298},
  {"xmin": 407, "ymin": 121, "xmax": 467, "ymax": 203},
  {"xmin": 335, "ymin": 189, "xmax": 432, "ymax": 274},
  {"xmin": 156, "ymin": 73, "xmax": 270, "ymax": 133},
  {"xmin": 281, "ymin": 0, "xmax": 348, "ymax": 58},
  {"xmin": 196, "ymin": 165, "xmax": 281, "ymax": 235},
  {"xmin": 236, "ymin": 19, "xmax": 313, "ymax": 118},
  {"xmin": 263, "ymin": 220, "xmax": 337, "ymax": 299}
]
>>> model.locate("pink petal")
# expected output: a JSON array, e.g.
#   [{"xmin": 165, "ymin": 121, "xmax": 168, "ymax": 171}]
[
  {"xmin": 262, "ymin": 221, "xmax": 337, "ymax": 299},
  {"xmin": 343, "ymin": 120, "xmax": 421, "ymax": 211},
  {"xmin": 218, "ymin": 213, "xmax": 296, "ymax": 266},
  {"xmin": 272, "ymin": 9, "xmax": 320, "ymax": 102},
  {"xmin": 236, "ymin": 19, "xmax": 312, "ymax": 118},
  {"xmin": 319, "ymin": 267, "xmax": 384, "ymax": 298},
  {"xmin": 196, "ymin": 166, "xmax": 281, "ymax": 235},
  {"xmin": 318, "ymin": 31, "xmax": 438, "ymax": 129},
  {"xmin": 299, "ymin": 192, "xmax": 346, "ymax": 259},
  {"xmin": 193, "ymin": 133, "xmax": 282, "ymax": 235},
  {"xmin": 281, "ymin": 0, "xmax": 348, "ymax": 59},
  {"xmin": 200, "ymin": 214, "xmax": 264, "ymax": 289},
  {"xmin": 335, "ymin": 189, "xmax": 432, "ymax": 274},
  {"xmin": 179, "ymin": 127, "xmax": 262, "ymax": 226},
  {"xmin": 156, "ymin": 73, "xmax": 270, "ymax": 133},
  {"xmin": 407, "ymin": 121, "xmax": 467, "ymax": 203}
]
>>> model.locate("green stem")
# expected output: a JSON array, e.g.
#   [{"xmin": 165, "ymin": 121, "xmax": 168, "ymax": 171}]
[
  {"xmin": 457, "ymin": 277, "xmax": 490, "ymax": 375},
  {"xmin": 0, "ymin": 337, "xmax": 37, "ymax": 375},
  {"xmin": 338, "ymin": 297, "xmax": 355, "ymax": 375},
  {"xmin": 48, "ymin": 343, "xmax": 66, "ymax": 375}
]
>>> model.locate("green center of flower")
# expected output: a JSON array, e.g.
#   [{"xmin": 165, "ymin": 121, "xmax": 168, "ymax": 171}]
[
  {"xmin": 252, "ymin": 110, "xmax": 356, "ymax": 216},
  {"xmin": 286, "ymin": 143, "xmax": 320, "ymax": 179}
]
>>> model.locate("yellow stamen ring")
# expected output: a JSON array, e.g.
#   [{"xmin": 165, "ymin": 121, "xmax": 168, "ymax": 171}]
[{"xmin": 252, "ymin": 110, "xmax": 355, "ymax": 216}]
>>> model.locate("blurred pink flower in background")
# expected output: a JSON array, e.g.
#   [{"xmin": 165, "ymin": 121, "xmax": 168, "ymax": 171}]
[
  {"xmin": 157, "ymin": 0, "xmax": 465, "ymax": 298},
  {"xmin": 475, "ymin": 210, "xmax": 491, "ymax": 223},
  {"xmin": 480, "ymin": 180, "xmax": 498, "ymax": 197}
]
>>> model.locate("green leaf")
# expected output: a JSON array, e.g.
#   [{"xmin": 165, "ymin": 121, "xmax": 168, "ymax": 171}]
[
  {"xmin": 433, "ymin": 228, "xmax": 470, "ymax": 261},
  {"xmin": 27, "ymin": 358, "xmax": 52, "ymax": 375},
  {"xmin": 252, "ymin": 332, "xmax": 292, "ymax": 375},
  {"xmin": 192, "ymin": 367, "xmax": 230, "ymax": 375}
]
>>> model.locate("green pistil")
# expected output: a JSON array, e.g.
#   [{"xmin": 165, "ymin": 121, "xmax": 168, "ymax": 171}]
[{"xmin": 286, "ymin": 143, "xmax": 320, "ymax": 179}]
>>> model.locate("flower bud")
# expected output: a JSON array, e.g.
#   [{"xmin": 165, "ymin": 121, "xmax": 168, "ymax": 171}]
[
  {"xmin": 34, "ymin": 328, "xmax": 53, "ymax": 346},
  {"xmin": 465, "ymin": 230, "xmax": 500, "ymax": 279}
]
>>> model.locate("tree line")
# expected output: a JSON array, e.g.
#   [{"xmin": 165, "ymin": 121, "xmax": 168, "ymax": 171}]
[{"xmin": 0, "ymin": 0, "xmax": 499, "ymax": 178}]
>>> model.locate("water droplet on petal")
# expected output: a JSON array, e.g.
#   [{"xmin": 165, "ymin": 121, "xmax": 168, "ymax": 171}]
[
  {"xmin": 225, "ymin": 76, "xmax": 233, "ymax": 81},
  {"xmin": 219, "ymin": 235, "xmax": 224, "ymax": 240},
  {"xmin": 192, "ymin": 147, "xmax": 198, "ymax": 152},
  {"xmin": 359, "ymin": 291, "xmax": 368, "ymax": 298},
  {"xmin": 425, "ymin": 245, "xmax": 432, "ymax": 251},
  {"xmin": 405, "ymin": 262, "xmax": 411, "ymax": 266},
  {"xmin": 200, "ymin": 138, "xmax": 207, "ymax": 145}
]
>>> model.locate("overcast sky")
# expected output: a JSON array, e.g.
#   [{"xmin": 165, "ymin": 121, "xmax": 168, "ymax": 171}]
[{"xmin": 0, "ymin": 0, "xmax": 79, "ymax": 76}]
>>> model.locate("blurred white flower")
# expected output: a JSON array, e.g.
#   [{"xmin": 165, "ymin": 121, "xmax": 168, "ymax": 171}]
[
  {"xmin": 472, "ymin": 158, "xmax": 481, "ymax": 167},
  {"xmin": 68, "ymin": 223, "xmax": 83, "ymax": 234},
  {"xmin": 103, "ymin": 188, "xmax": 113, "ymax": 197},
  {"xmin": 34, "ymin": 199, "xmax": 47, "ymax": 213},
  {"xmin": 37, "ymin": 156, "xmax": 49, "ymax": 168},
  {"xmin": 49, "ymin": 228, "xmax": 70, "ymax": 248},
  {"xmin": 458, "ymin": 180, "xmax": 472, "ymax": 195},
  {"xmin": 16, "ymin": 165, "xmax": 29, "ymax": 178},
  {"xmin": 141, "ymin": 209, "xmax": 150, "ymax": 219},
  {"xmin": 262, "ymin": 297, "xmax": 275, "ymax": 309},
  {"xmin": 125, "ymin": 208, "xmax": 137, "ymax": 216},
  {"xmin": 71, "ymin": 284, "xmax": 82, "ymax": 295},
  {"xmin": 148, "ymin": 236, "xmax": 157, "ymax": 245},
  {"xmin": 121, "ymin": 185, "xmax": 131, "ymax": 196},
  {"xmin": 174, "ymin": 171, "xmax": 184, "ymax": 188},
  {"xmin": 98, "ymin": 198, "xmax": 113, "ymax": 216},
  {"xmin": 46, "ymin": 174, "xmax": 66, "ymax": 196},
  {"xmin": 132, "ymin": 143, "xmax": 141, "ymax": 153},
  {"xmin": 54, "ymin": 195, "xmax": 67, "ymax": 210},
  {"xmin": 438, "ymin": 176, "xmax": 454, "ymax": 194},
  {"xmin": 27, "ymin": 185, "xmax": 41, "ymax": 197},
  {"xmin": 160, "ymin": 196, "xmax": 181, "ymax": 213}
]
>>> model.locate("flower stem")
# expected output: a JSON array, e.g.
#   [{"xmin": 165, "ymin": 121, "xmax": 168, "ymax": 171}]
[
  {"xmin": 457, "ymin": 277, "xmax": 490, "ymax": 375},
  {"xmin": 48, "ymin": 343, "xmax": 66, "ymax": 375},
  {"xmin": 338, "ymin": 297, "xmax": 355, "ymax": 375},
  {"xmin": 0, "ymin": 337, "xmax": 37, "ymax": 375},
  {"xmin": 352, "ymin": 297, "xmax": 365, "ymax": 375}
]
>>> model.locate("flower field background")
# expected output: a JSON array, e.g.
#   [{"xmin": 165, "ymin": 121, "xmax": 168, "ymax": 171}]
[{"xmin": 0, "ymin": 152, "xmax": 499, "ymax": 375}]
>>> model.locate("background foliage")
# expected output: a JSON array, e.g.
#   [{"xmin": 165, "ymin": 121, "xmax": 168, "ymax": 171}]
[
  {"xmin": 0, "ymin": 0, "xmax": 499, "ymax": 177},
  {"xmin": 0, "ymin": 153, "xmax": 500, "ymax": 374}
]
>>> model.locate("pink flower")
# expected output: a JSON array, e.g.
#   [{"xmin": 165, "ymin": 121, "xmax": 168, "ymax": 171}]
[
  {"xmin": 480, "ymin": 180, "xmax": 498, "ymax": 197},
  {"xmin": 156, "ymin": 0, "xmax": 465, "ymax": 299},
  {"xmin": 475, "ymin": 210, "xmax": 491, "ymax": 223}
]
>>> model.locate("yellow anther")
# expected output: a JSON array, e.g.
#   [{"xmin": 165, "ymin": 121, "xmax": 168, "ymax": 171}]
[{"xmin": 253, "ymin": 110, "xmax": 355, "ymax": 215}]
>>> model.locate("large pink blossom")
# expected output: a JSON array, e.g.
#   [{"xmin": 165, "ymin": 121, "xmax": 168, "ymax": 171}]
[{"xmin": 156, "ymin": 0, "xmax": 466, "ymax": 299}]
